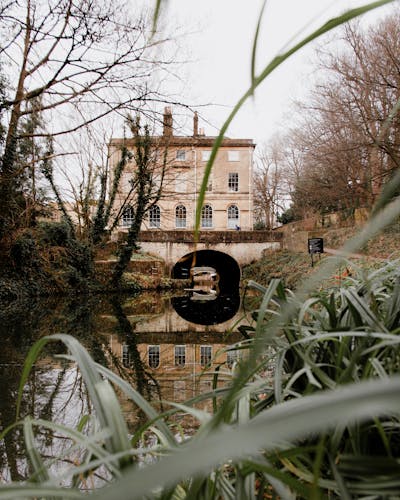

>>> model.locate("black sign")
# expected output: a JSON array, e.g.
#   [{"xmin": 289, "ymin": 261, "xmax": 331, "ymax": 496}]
[{"xmin": 308, "ymin": 237, "xmax": 324, "ymax": 254}]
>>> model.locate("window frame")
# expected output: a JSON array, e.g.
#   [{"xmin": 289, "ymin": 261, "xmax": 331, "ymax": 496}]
[
  {"xmin": 149, "ymin": 205, "xmax": 161, "ymax": 228},
  {"xmin": 176, "ymin": 150, "xmax": 186, "ymax": 161},
  {"xmin": 148, "ymin": 345, "xmax": 160, "ymax": 369},
  {"xmin": 174, "ymin": 345, "xmax": 186, "ymax": 366},
  {"xmin": 202, "ymin": 150, "xmax": 211, "ymax": 162},
  {"xmin": 228, "ymin": 172, "xmax": 239, "ymax": 192},
  {"xmin": 200, "ymin": 345, "xmax": 212, "ymax": 367},
  {"xmin": 121, "ymin": 205, "xmax": 134, "ymax": 227},
  {"xmin": 122, "ymin": 344, "xmax": 131, "ymax": 368},
  {"xmin": 175, "ymin": 204, "xmax": 187, "ymax": 228},
  {"xmin": 227, "ymin": 204, "xmax": 240, "ymax": 229},
  {"xmin": 227, "ymin": 350, "xmax": 240, "ymax": 368},
  {"xmin": 201, "ymin": 204, "xmax": 213, "ymax": 228}
]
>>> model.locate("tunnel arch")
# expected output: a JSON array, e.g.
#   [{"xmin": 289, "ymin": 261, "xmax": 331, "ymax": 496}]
[{"xmin": 171, "ymin": 249, "xmax": 241, "ymax": 293}]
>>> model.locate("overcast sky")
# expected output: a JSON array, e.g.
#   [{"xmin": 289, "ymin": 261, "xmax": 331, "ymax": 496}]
[{"xmin": 159, "ymin": 0, "xmax": 396, "ymax": 147}]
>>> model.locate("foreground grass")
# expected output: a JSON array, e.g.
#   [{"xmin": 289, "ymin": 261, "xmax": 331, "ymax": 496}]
[{"xmin": 2, "ymin": 258, "xmax": 400, "ymax": 498}]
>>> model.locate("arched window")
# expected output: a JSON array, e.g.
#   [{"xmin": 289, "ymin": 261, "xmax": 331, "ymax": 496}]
[
  {"xmin": 227, "ymin": 204, "xmax": 239, "ymax": 229},
  {"xmin": 121, "ymin": 205, "xmax": 134, "ymax": 227},
  {"xmin": 201, "ymin": 204, "xmax": 213, "ymax": 228},
  {"xmin": 175, "ymin": 205, "xmax": 187, "ymax": 228},
  {"xmin": 149, "ymin": 205, "xmax": 161, "ymax": 228},
  {"xmin": 148, "ymin": 345, "xmax": 160, "ymax": 368}
]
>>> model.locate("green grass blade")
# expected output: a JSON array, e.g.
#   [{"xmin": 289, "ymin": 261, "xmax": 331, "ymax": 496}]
[
  {"xmin": 0, "ymin": 486, "xmax": 83, "ymax": 498},
  {"xmin": 16, "ymin": 336, "xmax": 52, "ymax": 419},
  {"xmin": 250, "ymin": 0, "xmax": 268, "ymax": 93},
  {"xmin": 23, "ymin": 417, "xmax": 51, "ymax": 484},
  {"xmin": 94, "ymin": 380, "xmax": 132, "ymax": 468},
  {"xmin": 93, "ymin": 376, "xmax": 400, "ymax": 500},
  {"xmin": 95, "ymin": 362, "xmax": 177, "ymax": 447}
]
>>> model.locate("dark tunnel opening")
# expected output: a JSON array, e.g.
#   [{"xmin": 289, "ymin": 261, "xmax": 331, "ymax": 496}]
[
  {"xmin": 171, "ymin": 250, "xmax": 241, "ymax": 325},
  {"xmin": 171, "ymin": 249, "xmax": 241, "ymax": 293}
]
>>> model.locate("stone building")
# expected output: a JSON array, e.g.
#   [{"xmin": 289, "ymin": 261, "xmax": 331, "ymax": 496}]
[{"xmin": 108, "ymin": 107, "xmax": 255, "ymax": 235}]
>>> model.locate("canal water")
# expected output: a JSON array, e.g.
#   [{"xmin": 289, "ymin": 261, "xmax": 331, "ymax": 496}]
[{"xmin": 0, "ymin": 288, "xmax": 254, "ymax": 481}]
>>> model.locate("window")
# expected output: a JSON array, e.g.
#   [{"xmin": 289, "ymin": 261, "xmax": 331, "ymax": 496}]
[
  {"xmin": 176, "ymin": 150, "xmax": 186, "ymax": 161},
  {"xmin": 174, "ymin": 345, "xmax": 186, "ymax": 366},
  {"xmin": 149, "ymin": 205, "xmax": 160, "ymax": 228},
  {"xmin": 227, "ymin": 350, "xmax": 240, "ymax": 368},
  {"xmin": 175, "ymin": 173, "xmax": 187, "ymax": 193},
  {"xmin": 228, "ymin": 151, "xmax": 240, "ymax": 161},
  {"xmin": 202, "ymin": 150, "xmax": 211, "ymax": 161},
  {"xmin": 228, "ymin": 172, "xmax": 239, "ymax": 192},
  {"xmin": 148, "ymin": 345, "xmax": 160, "ymax": 368},
  {"xmin": 201, "ymin": 204, "xmax": 213, "ymax": 228},
  {"xmin": 121, "ymin": 205, "xmax": 134, "ymax": 227},
  {"xmin": 122, "ymin": 344, "xmax": 131, "ymax": 368},
  {"xmin": 175, "ymin": 205, "xmax": 187, "ymax": 228},
  {"xmin": 200, "ymin": 346, "xmax": 212, "ymax": 367},
  {"xmin": 227, "ymin": 204, "xmax": 239, "ymax": 229}
]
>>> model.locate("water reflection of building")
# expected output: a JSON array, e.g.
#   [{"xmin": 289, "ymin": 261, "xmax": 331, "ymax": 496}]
[
  {"xmin": 104, "ymin": 293, "xmax": 248, "ymax": 430},
  {"xmin": 110, "ymin": 331, "xmax": 243, "ymax": 405}
]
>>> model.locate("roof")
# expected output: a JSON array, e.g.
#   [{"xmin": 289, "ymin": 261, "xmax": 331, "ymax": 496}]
[{"xmin": 109, "ymin": 135, "xmax": 255, "ymax": 149}]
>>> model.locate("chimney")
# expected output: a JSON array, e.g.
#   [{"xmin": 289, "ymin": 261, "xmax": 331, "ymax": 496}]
[
  {"xmin": 163, "ymin": 106, "xmax": 173, "ymax": 136},
  {"xmin": 193, "ymin": 111, "xmax": 199, "ymax": 136}
]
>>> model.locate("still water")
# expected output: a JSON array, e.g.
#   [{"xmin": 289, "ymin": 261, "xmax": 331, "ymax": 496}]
[{"xmin": 0, "ymin": 289, "xmax": 253, "ymax": 481}]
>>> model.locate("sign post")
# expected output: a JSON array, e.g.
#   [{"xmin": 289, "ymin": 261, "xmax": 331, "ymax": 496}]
[{"xmin": 308, "ymin": 237, "xmax": 324, "ymax": 267}]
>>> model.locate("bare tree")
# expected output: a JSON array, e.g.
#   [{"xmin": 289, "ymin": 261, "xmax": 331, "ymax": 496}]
[
  {"xmin": 253, "ymin": 140, "xmax": 288, "ymax": 229},
  {"xmin": 280, "ymin": 10, "xmax": 400, "ymax": 219},
  {"xmin": 0, "ymin": 0, "xmax": 178, "ymax": 239}
]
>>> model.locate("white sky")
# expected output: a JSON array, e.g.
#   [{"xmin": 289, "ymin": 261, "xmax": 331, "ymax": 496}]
[{"xmin": 160, "ymin": 0, "xmax": 397, "ymax": 147}]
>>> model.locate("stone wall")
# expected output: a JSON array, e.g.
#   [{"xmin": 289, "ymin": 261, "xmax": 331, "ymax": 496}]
[{"xmin": 137, "ymin": 230, "xmax": 282, "ymax": 244}]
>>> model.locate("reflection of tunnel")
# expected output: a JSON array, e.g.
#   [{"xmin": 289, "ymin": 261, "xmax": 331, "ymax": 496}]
[
  {"xmin": 171, "ymin": 293, "xmax": 240, "ymax": 325},
  {"xmin": 171, "ymin": 250, "xmax": 241, "ymax": 293}
]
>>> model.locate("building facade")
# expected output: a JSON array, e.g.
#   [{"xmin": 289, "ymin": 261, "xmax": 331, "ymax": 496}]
[{"xmin": 108, "ymin": 108, "xmax": 255, "ymax": 235}]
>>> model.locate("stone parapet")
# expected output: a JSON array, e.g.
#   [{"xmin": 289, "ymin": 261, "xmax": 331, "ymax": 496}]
[{"xmin": 137, "ymin": 230, "xmax": 283, "ymax": 244}]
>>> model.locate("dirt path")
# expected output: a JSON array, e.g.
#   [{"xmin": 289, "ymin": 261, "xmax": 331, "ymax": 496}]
[{"xmin": 324, "ymin": 247, "xmax": 383, "ymax": 261}]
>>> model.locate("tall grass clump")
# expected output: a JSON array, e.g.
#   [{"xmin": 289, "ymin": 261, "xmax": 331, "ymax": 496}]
[{"xmin": 2, "ymin": 0, "xmax": 400, "ymax": 498}]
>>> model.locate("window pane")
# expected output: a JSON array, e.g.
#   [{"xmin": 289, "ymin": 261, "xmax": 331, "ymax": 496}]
[
  {"xmin": 148, "ymin": 345, "xmax": 160, "ymax": 368},
  {"xmin": 228, "ymin": 173, "xmax": 239, "ymax": 192},
  {"xmin": 227, "ymin": 350, "xmax": 240, "ymax": 368},
  {"xmin": 174, "ymin": 345, "xmax": 186, "ymax": 366},
  {"xmin": 202, "ymin": 150, "xmax": 211, "ymax": 161},
  {"xmin": 176, "ymin": 150, "xmax": 186, "ymax": 160},
  {"xmin": 149, "ymin": 205, "xmax": 160, "ymax": 228},
  {"xmin": 200, "ymin": 346, "xmax": 212, "ymax": 367},
  {"xmin": 121, "ymin": 206, "xmax": 134, "ymax": 227},
  {"xmin": 122, "ymin": 344, "xmax": 131, "ymax": 368},
  {"xmin": 227, "ymin": 204, "xmax": 239, "ymax": 229},
  {"xmin": 201, "ymin": 204, "xmax": 213, "ymax": 228},
  {"xmin": 175, "ymin": 205, "xmax": 187, "ymax": 228}
]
